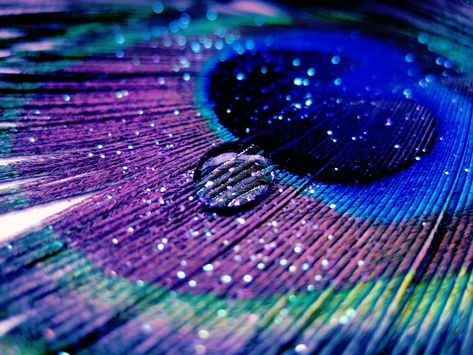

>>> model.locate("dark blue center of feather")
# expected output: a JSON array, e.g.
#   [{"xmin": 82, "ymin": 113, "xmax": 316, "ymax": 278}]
[{"xmin": 208, "ymin": 48, "xmax": 437, "ymax": 183}]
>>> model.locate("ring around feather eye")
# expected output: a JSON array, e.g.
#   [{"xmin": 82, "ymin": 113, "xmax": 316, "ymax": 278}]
[{"xmin": 197, "ymin": 29, "xmax": 467, "ymax": 223}]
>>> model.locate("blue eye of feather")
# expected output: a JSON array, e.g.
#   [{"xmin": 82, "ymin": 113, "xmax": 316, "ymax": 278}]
[{"xmin": 201, "ymin": 29, "xmax": 468, "ymax": 222}]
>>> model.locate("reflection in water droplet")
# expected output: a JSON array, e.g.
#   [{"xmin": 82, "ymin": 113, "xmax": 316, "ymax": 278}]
[{"xmin": 194, "ymin": 142, "xmax": 274, "ymax": 211}]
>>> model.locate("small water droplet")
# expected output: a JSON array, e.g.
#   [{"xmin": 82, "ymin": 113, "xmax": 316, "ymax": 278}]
[
  {"xmin": 194, "ymin": 142, "xmax": 274, "ymax": 212},
  {"xmin": 295, "ymin": 344, "xmax": 308, "ymax": 353}
]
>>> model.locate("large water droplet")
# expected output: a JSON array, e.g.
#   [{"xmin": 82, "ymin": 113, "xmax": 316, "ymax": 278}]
[{"xmin": 194, "ymin": 142, "xmax": 274, "ymax": 211}]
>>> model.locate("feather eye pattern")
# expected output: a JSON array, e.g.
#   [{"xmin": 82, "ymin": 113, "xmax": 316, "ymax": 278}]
[{"xmin": 0, "ymin": 0, "xmax": 473, "ymax": 354}]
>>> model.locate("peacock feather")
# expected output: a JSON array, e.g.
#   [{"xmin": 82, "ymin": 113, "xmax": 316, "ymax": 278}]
[{"xmin": 0, "ymin": 0, "xmax": 472, "ymax": 353}]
